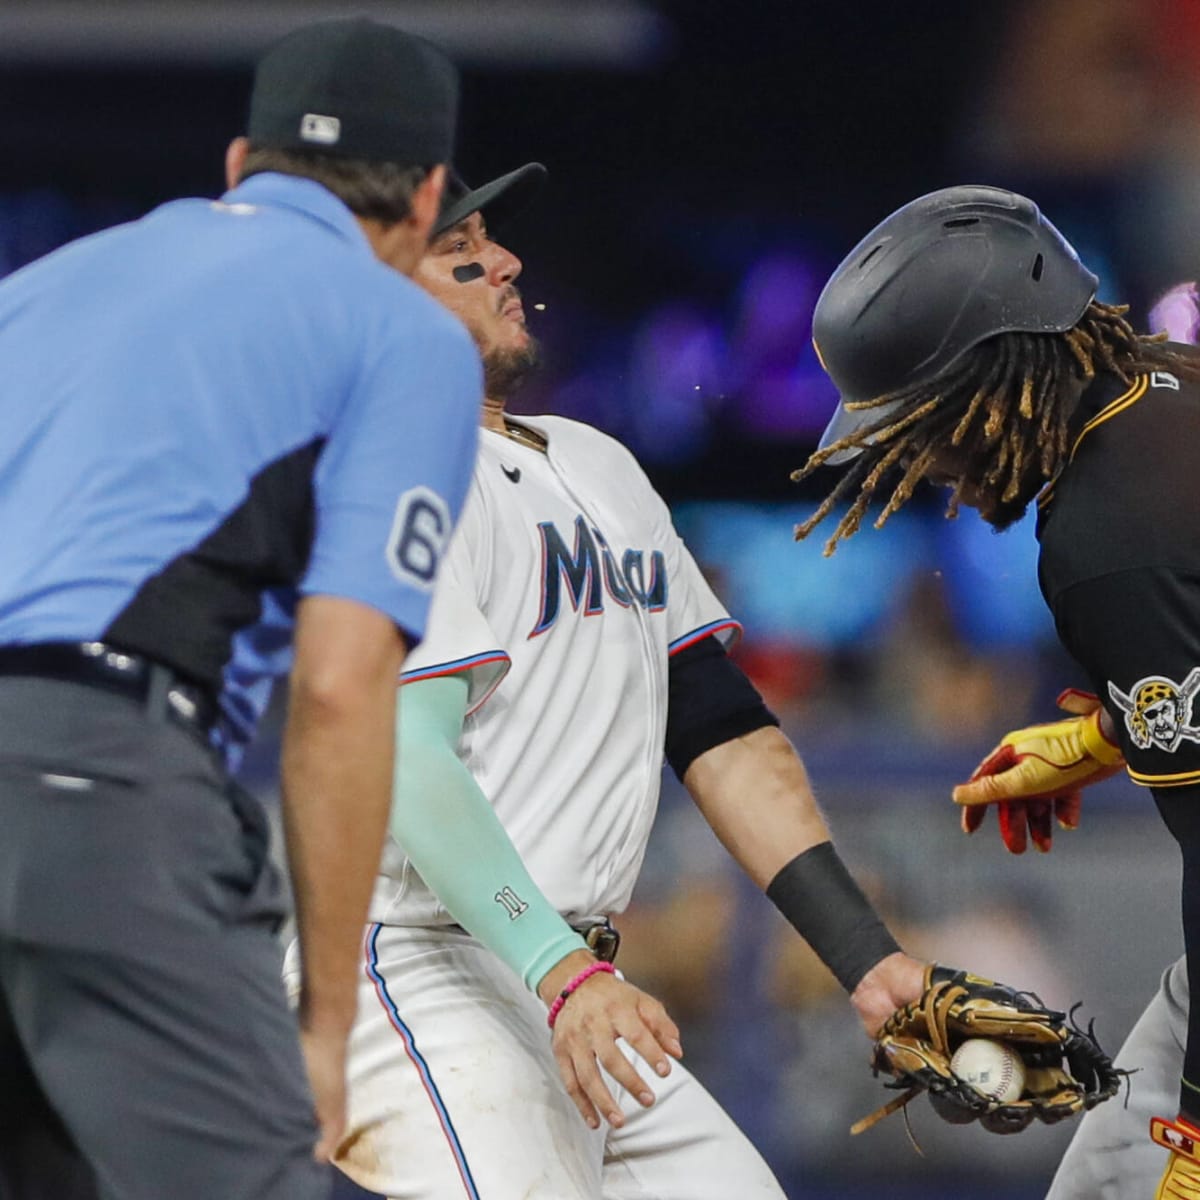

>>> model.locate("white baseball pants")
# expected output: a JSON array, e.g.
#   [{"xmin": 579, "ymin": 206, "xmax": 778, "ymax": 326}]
[{"xmin": 297, "ymin": 923, "xmax": 786, "ymax": 1200}]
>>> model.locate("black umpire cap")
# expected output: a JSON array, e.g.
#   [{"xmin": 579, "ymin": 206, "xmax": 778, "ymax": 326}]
[
  {"xmin": 248, "ymin": 17, "xmax": 459, "ymax": 165},
  {"xmin": 814, "ymin": 185, "xmax": 1098, "ymax": 463},
  {"xmin": 434, "ymin": 163, "xmax": 548, "ymax": 238}
]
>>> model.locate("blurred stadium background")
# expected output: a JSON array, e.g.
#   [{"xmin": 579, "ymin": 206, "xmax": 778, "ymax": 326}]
[{"xmin": 4, "ymin": 0, "xmax": 1197, "ymax": 1195}]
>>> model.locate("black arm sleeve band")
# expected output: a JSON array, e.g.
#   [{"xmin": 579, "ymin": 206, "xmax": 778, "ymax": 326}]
[
  {"xmin": 665, "ymin": 635, "xmax": 779, "ymax": 780},
  {"xmin": 1153, "ymin": 785, "xmax": 1200, "ymax": 1121},
  {"xmin": 766, "ymin": 842, "xmax": 902, "ymax": 994}
]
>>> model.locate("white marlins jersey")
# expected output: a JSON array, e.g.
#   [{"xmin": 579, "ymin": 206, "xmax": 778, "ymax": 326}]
[{"xmin": 370, "ymin": 415, "xmax": 738, "ymax": 927}]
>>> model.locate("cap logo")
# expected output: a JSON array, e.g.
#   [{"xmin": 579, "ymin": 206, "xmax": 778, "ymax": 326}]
[{"xmin": 299, "ymin": 113, "xmax": 341, "ymax": 145}]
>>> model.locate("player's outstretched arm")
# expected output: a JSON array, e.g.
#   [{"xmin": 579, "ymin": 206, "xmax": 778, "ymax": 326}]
[
  {"xmin": 665, "ymin": 637, "xmax": 927, "ymax": 1032},
  {"xmin": 681, "ymin": 723, "xmax": 925, "ymax": 1036},
  {"xmin": 282, "ymin": 595, "xmax": 409, "ymax": 1162},
  {"xmin": 391, "ymin": 675, "xmax": 683, "ymax": 1129}
]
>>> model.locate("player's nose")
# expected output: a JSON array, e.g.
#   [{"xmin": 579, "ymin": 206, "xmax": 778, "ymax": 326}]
[{"xmin": 486, "ymin": 241, "xmax": 522, "ymax": 286}]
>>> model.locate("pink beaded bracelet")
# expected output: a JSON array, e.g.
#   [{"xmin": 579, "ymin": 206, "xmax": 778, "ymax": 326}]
[{"xmin": 547, "ymin": 961, "xmax": 616, "ymax": 1029}]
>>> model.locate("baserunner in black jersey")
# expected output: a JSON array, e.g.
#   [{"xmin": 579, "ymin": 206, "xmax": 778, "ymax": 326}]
[{"xmin": 794, "ymin": 184, "xmax": 1200, "ymax": 1200}]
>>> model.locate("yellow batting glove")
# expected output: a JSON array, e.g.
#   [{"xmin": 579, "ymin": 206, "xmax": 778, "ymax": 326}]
[
  {"xmin": 952, "ymin": 690, "xmax": 1125, "ymax": 854},
  {"xmin": 1153, "ymin": 1114, "xmax": 1200, "ymax": 1199}
]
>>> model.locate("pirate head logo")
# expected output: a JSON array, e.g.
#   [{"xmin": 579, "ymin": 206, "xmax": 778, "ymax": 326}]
[{"xmin": 1108, "ymin": 668, "xmax": 1200, "ymax": 752}]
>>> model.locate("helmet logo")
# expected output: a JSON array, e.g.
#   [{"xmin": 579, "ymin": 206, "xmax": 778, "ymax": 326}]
[{"xmin": 1108, "ymin": 669, "xmax": 1200, "ymax": 752}]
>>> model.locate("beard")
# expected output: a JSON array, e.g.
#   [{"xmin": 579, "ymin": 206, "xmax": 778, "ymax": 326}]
[
  {"xmin": 978, "ymin": 492, "xmax": 1033, "ymax": 532},
  {"xmin": 483, "ymin": 337, "xmax": 540, "ymax": 402},
  {"xmin": 973, "ymin": 460, "xmax": 1049, "ymax": 532}
]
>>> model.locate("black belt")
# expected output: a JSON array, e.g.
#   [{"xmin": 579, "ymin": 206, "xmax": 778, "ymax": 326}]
[
  {"xmin": 0, "ymin": 642, "xmax": 219, "ymax": 736},
  {"xmin": 581, "ymin": 919, "xmax": 621, "ymax": 964}
]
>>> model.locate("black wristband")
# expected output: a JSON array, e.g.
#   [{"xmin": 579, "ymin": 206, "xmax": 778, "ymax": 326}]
[{"xmin": 766, "ymin": 842, "xmax": 901, "ymax": 994}]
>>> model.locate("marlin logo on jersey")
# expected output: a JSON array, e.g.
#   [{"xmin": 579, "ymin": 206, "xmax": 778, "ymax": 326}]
[{"xmin": 530, "ymin": 515, "xmax": 666, "ymax": 637}]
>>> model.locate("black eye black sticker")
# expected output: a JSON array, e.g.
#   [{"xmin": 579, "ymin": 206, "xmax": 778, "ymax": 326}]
[{"xmin": 453, "ymin": 263, "xmax": 485, "ymax": 284}]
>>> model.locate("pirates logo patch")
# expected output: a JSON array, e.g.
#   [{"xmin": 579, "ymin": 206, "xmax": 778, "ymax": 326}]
[{"xmin": 1108, "ymin": 669, "xmax": 1200, "ymax": 752}]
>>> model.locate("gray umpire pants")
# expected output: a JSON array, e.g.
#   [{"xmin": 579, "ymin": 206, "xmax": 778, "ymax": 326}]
[
  {"xmin": 0, "ymin": 677, "xmax": 330, "ymax": 1200},
  {"xmin": 1044, "ymin": 954, "xmax": 1186, "ymax": 1200}
]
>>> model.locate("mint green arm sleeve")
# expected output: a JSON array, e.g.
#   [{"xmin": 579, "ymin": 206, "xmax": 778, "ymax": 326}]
[{"xmin": 390, "ymin": 673, "xmax": 587, "ymax": 993}]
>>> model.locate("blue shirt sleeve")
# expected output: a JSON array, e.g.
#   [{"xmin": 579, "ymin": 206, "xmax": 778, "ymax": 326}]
[{"xmin": 302, "ymin": 295, "xmax": 482, "ymax": 644}]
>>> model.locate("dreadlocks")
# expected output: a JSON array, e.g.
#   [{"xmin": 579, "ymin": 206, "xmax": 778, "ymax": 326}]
[{"xmin": 793, "ymin": 302, "xmax": 1200, "ymax": 555}]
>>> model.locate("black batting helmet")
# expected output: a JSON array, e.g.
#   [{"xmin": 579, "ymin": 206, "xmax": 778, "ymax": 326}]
[{"xmin": 814, "ymin": 185, "xmax": 1099, "ymax": 463}]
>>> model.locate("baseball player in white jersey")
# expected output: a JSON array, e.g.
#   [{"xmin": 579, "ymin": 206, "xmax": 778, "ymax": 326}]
[{"xmin": 285, "ymin": 163, "xmax": 932, "ymax": 1199}]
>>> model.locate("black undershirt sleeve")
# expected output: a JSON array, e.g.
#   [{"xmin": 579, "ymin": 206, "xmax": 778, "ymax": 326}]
[{"xmin": 665, "ymin": 635, "xmax": 779, "ymax": 780}]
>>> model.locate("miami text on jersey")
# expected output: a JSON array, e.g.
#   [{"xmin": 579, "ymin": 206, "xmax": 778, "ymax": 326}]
[{"xmin": 530, "ymin": 515, "xmax": 667, "ymax": 638}]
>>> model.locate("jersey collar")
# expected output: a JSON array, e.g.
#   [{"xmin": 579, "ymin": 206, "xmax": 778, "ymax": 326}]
[
  {"xmin": 483, "ymin": 414, "xmax": 553, "ymax": 454},
  {"xmin": 1035, "ymin": 370, "xmax": 1146, "ymax": 519},
  {"xmin": 219, "ymin": 173, "xmax": 372, "ymax": 254}
]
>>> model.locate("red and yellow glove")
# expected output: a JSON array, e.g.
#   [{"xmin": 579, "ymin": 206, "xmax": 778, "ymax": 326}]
[
  {"xmin": 1153, "ymin": 1113, "xmax": 1200, "ymax": 1199},
  {"xmin": 952, "ymin": 690, "xmax": 1125, "ymax": 854}
]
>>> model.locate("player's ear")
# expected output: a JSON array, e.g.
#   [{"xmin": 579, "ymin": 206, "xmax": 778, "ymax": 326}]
[
  {"xmin": 225, "ymin": 138, "xmax": 251, "ymax": 191},
  {"xmin": 409, "ymin": 165, "xmax": 447, "ymax": 245}
]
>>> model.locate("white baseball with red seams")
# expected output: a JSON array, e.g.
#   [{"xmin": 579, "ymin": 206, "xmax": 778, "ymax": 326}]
[{"xmin": 951, "ymin": 1037, "xmax": 1026, "ymax": 1103}]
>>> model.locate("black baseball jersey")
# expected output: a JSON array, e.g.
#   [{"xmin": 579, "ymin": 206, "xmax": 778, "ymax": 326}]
[{"xmin": 1037, "ymin": 345, "xmax": 1200, "ymax": 789}]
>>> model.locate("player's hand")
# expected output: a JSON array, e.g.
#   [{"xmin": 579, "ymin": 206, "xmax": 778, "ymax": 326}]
[
  {"xmin": 298, "ymin": 1024, "xmax": 349, "ymax": 1163},
  {"xmin": 849, "ymin": 950, "xmax": 928, "ymax": 1039},
  {"xmin": 951, "ymin": 689, "xmax": 1125, "ymax": 854},
  {"xmin": 539, "ymin": 951, "xmax": 683, "ymax": 1130}
]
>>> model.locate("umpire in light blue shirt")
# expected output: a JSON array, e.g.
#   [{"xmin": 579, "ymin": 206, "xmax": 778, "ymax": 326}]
[{"xmin": 0, "ymin": 18, "xmax": 482, "ymax": 1200}]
